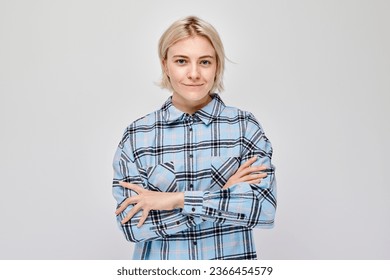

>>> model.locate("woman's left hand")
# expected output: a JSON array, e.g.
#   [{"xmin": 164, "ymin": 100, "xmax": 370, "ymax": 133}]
[{"xmin": 115, "ymin": 181, "xmax": 184, "ymax": 227}]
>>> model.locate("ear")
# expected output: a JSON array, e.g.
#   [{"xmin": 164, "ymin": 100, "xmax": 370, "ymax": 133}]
[{"xmin": 162, "ymin": 59, "xmax": 169, "ymax": 76}]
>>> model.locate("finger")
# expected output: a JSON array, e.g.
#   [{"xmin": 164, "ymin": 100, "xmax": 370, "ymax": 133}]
[
  {"xmin": 115, "ymin": 197, "xmax": 139, "ymax": 215},
  {"xmin": 137, "ymin": 209, "xmax": 150, "ymax": 228},
  {"xmin": 119, "ymin": 181, "xmax": 144, "ymax": 193},
  {"xmin": 121, "ymin": 203, "xmax": 142, "ymax": 224},
  {"xmin": 222, "ymin": 176, "xmax": 262, "ymax": 189},
  {"xmin": 247, "ymin": 178, "xmax": 262, "ymax": 184},
  {"xmin": 237, "ymin": 156, "xmax": 258, "ymax": 172},
  {"xmin": 254, "ymin": 165, "xmax": 268, "ymax": 171},
  {"xmin": 237, "ymin": 165, "xmax": 267, "ymax": 177},
  {"xmin": 240, "ymin": 172, "xmax": 267, "ymax": 182}
]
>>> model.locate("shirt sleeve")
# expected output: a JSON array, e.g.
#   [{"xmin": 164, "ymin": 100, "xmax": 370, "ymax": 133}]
[
  {"xmin": 112, "ymin": 127, "xmax": 203, "ymax": 243},
  {"xmin": 182, "ymin": 112, "xmax": 277, "ymax": 228}
]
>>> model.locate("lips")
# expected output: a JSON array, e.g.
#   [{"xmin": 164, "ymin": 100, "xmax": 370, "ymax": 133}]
[{"xmin": 183, "ymin": 84, "xmax": 204, "ymax": 87}]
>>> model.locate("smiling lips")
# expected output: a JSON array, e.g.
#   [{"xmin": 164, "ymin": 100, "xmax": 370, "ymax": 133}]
[{"xmin": 183, "ymin": 83, "xmax": 204, "ymax": 87}]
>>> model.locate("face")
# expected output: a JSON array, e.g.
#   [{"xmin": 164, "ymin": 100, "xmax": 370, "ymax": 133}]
[{"xmin": 164, "ymin": 35, "xmax": 217, "ymax": 114}]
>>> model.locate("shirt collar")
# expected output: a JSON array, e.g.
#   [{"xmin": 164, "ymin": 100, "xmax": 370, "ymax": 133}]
[{"xmin": 161, "ymin": 93, "xmax": 226, "ymax": 125}]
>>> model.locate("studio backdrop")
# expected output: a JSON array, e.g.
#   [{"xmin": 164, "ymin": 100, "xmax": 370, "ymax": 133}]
[{"xmin": 0, "ymin": 0, "xmax": 389, "ymax": 259}]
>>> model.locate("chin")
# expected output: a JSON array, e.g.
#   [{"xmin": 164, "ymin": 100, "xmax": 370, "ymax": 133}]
[
  {"xmin": 176, "ymin": 87, "xmax": 209, "ymax": 97},
  {"xmin": 184, "ymin": 91, "xmax": 210, "ymax": 100}
]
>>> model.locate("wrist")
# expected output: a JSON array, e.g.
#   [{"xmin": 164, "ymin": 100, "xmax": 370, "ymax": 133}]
[{"xmin": 173, "ymin": 192, "xmax": 184, "ymax": 209}]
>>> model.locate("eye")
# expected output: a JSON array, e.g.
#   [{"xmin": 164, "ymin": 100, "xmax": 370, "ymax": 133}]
[
  {"xmin": 200, "ymin": 60, "xmax": 211, "ymax": 66},
  {"xmin": 175, "ymin": 59, "xmax": 186, "ymax": 65}
]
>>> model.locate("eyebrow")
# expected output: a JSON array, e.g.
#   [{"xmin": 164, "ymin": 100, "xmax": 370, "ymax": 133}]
[{"xmin": 172, "ymin": 55, "xmax": 215, "ymax": 59}]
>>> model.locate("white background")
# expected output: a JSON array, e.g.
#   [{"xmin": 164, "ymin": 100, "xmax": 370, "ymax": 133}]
[{"xmin": 0, "ymin": 0, "xmax": 389, "ymax": 259}]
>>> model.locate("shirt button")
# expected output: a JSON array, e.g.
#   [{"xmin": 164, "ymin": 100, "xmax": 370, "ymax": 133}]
[
  {"xmin": 193, "ymin": 241, "xmax": 197, "ymax": 246},
  {"xmin": 191, "ymin": 207, "xmax": 196, "ymax": 212},
  {"xmin": 176, "ymin": 221, "xmax": 180, "ymax": 225},
  {"xmin": 189, "ymin": 127, "xmax": 193, "ymax": 131},
  {"xmin": 189, "ymin": 154, "xmax": 193, "ymax": 158},
  {"xmin": 189, "ymin": 184, "xmax": 193, "ymax": 189}
]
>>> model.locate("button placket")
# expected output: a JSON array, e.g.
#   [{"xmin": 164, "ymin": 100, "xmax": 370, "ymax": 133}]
[
  {"xmin": 187, "ymin": 116, "xmax": 194, "ymax": 166},
  {"xmin": 190, "ymin": 117, "xmax": 194, "ymax": 156},
  {"xmin": 187, "ymin": 117, "xmax": 194, "ymax": 131}
]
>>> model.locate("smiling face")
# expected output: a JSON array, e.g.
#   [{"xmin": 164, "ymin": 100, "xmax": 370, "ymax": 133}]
[{"xmin": 163, "ymin": 35, "xmax": 217, "ymax": 114}]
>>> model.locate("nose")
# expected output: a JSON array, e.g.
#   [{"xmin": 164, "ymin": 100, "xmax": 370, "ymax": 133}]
[{"xmin": 187, "ymin": 64, "xmax": 200, "ymax": 80}]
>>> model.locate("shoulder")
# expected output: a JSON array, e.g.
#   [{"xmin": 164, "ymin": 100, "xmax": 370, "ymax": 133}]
[
  {"xmin": 221, "ymin": 104, "xmax": 260, "ymax": 124},
  {"xmin": 220, "ymin": 104, "xmax": 266, "ymax": 137},
  {"xmin": 119, "ymin": 109, "xmax": 162, "ymax": 145},
  {"xmin": 125, "ymin": 108, "xmax": 162, "ymax": 131}
]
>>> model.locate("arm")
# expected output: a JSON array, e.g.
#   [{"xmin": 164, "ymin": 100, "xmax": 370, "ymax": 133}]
[
  {"xmin": 116, "ymin": 156, "xmax": 267, "ymax": 226},
  {"xmin": 182, "ymin": 112, "xmax": 277, "ymax": 228},
  {"xmin": 113, "ymin": 142, "xmax": 265, "ymax": 242},
  {"xmin": 112, "ymin": 128, "xmax": 204, "ymax": 243}
]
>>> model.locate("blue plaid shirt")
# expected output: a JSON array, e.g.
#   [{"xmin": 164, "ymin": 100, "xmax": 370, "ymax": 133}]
[{"xmin": 112, "ymin": 94, "xmax": 276, "ymax": 260}]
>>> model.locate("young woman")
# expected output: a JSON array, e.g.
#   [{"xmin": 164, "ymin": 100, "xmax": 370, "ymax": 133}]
[{"xmin": 112, "ymin": 16, "xmax": 276, "ymax": 260}]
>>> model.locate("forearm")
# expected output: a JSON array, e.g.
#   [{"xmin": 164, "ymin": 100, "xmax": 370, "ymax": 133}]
[
  {"xmin": 114, "ymin": 186, "xmax": 201, "ymax": 242},
  {"xmin": 116, "ymin": 207, "xmax": 202, "ymax": 243},
  {"xmin": 182, "ymin": 176, "xmax": 276, "ymax": 228}
]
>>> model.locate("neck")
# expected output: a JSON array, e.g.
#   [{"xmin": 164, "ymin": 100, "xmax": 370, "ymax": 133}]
[{"xmin": 171, "ymin": 93, "xmax": 212, "ymax": 115}]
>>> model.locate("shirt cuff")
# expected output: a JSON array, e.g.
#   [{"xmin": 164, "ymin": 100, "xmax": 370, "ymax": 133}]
[{"xmin": 182, "ymin": 191, "xmax": 204, "ymax": 216}]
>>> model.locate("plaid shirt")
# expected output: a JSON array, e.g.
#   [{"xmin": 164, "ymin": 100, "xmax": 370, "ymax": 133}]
[{"xmin": 112, "ymin": 94, "xmax": 276, "ymax": 260}]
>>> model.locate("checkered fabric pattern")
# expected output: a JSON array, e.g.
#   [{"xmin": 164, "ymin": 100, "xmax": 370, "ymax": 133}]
[{"xmin": 112, "ymin": 94, "xmax": 276, "ymax": 260}]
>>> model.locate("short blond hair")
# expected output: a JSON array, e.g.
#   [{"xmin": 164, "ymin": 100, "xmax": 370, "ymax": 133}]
[{"xmin": 158, "ymin": 16, "xmax": 225, "ymax": 93}]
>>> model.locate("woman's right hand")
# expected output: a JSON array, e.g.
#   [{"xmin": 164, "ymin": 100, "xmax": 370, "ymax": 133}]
[{"xmin": 223, "ymin": 156, "xmax": 268, "ymax": 189}]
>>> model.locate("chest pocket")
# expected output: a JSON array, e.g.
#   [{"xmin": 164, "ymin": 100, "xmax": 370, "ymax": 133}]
[
  {"xmin": 142, "ymin": 161, "xmax": 177, "ymax": 192},
  {"xmin": 210, "ymin": 156, "xmax": 240, "ymax": 191}
]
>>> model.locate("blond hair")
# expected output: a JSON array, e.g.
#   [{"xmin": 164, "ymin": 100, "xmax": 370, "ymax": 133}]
[{"xmin": 158, "ymin": 16, "xmax": 225, "ymax": 93}]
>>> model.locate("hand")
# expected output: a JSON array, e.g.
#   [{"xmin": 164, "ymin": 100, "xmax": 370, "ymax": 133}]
[
  {"xmin": 223, "ymin": 156, "xmax": 268, "ymax": 189},
  {"xmin": 115, "ymin": 182, "xmax": 184, "ymax": 227}
]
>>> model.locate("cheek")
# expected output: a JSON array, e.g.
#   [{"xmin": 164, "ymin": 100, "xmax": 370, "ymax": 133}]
[
  {"xmin": 168, "ymin": 67, "xmax": 186, "ymax": 82},
  {"xmin": 205, "ymin": 67, "xmax": 217, "ymax": 81}
]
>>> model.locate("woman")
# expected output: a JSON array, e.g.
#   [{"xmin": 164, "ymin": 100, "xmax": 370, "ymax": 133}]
[{"xmin": 112, "ymin": 16, "xmax": 276, "ymax": 260}]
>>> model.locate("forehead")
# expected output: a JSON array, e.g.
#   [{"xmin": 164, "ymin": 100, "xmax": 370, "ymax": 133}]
[{"xmin": 168, "ymin": 35, "xmax": 215, "ymax": 57}]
